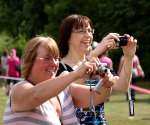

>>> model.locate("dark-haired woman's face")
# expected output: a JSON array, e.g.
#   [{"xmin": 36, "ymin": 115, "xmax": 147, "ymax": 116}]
[{"xmin": 69, "ymin": 24, "xmax": 93, "ymax": 54}]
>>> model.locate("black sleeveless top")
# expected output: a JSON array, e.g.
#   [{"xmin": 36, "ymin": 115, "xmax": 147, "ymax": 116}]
[{"xmin": 56, "ymin": 62, "xmax": 73, "ymax": 76}]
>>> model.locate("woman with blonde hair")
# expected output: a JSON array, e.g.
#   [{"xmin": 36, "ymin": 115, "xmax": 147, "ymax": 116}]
[{"xmin": 3, "ymin": 36, "xmax": 113, "ymax": 125}]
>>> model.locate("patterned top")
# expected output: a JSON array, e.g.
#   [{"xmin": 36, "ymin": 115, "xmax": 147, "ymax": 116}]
[{"xmin": 59, "ymin": 87, "xmax": 80, "ymax": 125}]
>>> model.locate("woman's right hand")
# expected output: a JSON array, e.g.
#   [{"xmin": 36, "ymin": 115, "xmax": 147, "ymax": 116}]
[
  {"xmin": 90, "ymin": 33, "xmax": 119, "ymax": 57},
  {"xmin": 74, "ymin": 61, "xmax": 97, "ymax": 78}
]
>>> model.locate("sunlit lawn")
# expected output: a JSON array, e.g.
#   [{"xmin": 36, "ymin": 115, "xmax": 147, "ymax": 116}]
[
  {"xmin": 0, "ymin": 86, "xmax": 150, "ymax": 125},
  {"xmin": 105, "ymin": 93, "xmax": 150, "ymax": 125},
  {"xmin": 0, "ymin": 87, "xmax": 7, "ymax": 125}
]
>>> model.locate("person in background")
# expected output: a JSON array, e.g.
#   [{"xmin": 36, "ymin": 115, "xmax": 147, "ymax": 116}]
[
  {"xmin": 6, "ymin": 48, "xmax": 21, "ymax": 95},
  {"xmin": 98, "ymin": 51, "xmax": 113, "ymax": 70},
  {"xmin": 98, "ymin": 51, "xmax": 114, "ymax": 102},
  {"xmin": 0, "ymin": 50, "xmax": 9, "ymax": 88},
  {"xmin": 92, "ymin": 41, "xmax": 113, "ymax": 70},
  {"xmin": 118, "ymin": 54, "xmax": 145, "ymax": 101},
  {"xmin": 3, "ymin": 36, "xmax": 114, "ymax": 125},
  {"xmin": 57, "ymin": 14, "xmax": 137, "ymax": 125},
  {"xmin": 1, "ymin": 50, "xmax": 8, "ymax": 76}
]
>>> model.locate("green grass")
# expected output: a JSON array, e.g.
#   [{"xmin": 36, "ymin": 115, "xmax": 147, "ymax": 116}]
[
  {"xmin": 0, "ymin": 87, "xmax": 150, "ymax": 125},
  {"xmin": 0, "ymin": 87, "xmax": 7, "ymax": 125},
  {"xmin": 105, "ymin": 93, "xmax": 150, "ymax": 125}
]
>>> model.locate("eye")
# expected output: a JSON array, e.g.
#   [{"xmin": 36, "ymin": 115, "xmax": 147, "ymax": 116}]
[
  {"xmin": 87, "ymin": 29, "xmax": 94, "ymax": 34},
  {"xmin": 44, "ymin": 57, "xmax": 50, "ymax": 62},
  {"xmin": 78, "ymin": 29, "xmax": 84, "ymax": 33},
  {"xmin": 55, "ymin": 57, "xmax": 60, "ymax": 61}
]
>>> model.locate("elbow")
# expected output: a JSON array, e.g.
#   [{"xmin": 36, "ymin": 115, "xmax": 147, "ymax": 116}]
[{"xmin": 113, "ymin": 81, "xmax": 130, "ymax": 92}]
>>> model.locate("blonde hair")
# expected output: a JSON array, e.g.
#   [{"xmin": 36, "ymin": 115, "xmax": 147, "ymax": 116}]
[{"xmin": 22, "ymin": 36, "xmax": 59, "ymax": 79}]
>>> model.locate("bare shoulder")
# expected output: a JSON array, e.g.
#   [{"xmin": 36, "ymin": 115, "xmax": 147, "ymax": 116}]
[
  {"xmin": 11, "ymin": 81, "xmax": 34, "ymax": 96},
  {"xmin": 10, "ymin": 81, "xmax": 35, "ymax": 111},
  {"xmin": 12, "ymin": 81, "xmax": 33, "ymax": 90}
]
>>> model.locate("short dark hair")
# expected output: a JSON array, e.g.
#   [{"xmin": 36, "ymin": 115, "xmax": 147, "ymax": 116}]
[{"xmin": 58, "ymin": 14, "xmax": 93, "ymax": 58}]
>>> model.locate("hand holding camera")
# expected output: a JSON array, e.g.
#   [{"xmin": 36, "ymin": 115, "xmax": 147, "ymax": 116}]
[
  {"xmin": 115, "ymin": 35, "xmax": 128, "ymax": 47},
  {"xmin": 92, "ymin": 63, "xmax": 117, "ymax": 94},
  {"xmin": 119, "ymin": 34, "xmax": 137, "ymax": 58}
]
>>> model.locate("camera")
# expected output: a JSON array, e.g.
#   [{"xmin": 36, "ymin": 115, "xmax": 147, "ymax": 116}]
[
  {"xmin": 96, "ymin": 64, "xmax": 108, "ymax": 75},
  {"xmin": 115, "ymin": 35, "xmax": 128, "ymax": 47}
]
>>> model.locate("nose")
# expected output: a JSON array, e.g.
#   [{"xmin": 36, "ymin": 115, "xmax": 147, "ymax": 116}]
[
  {"xmin": 51, "ymin": 58, "xmax": 59, "ymax": 65},
  {"xmin": 48, "ymin": 58, "xmax": 59, "ymax": 70},
  {"xmin": 84, "ymin": 31, "xmax": 93, "ymax": 41},
  {"xmin": 84, "ymin": 29, "xmax": 93, "ymax": 37},
  {"xmin": 85, "ymin": 30, "xmax": 90, "ymax": 35}
]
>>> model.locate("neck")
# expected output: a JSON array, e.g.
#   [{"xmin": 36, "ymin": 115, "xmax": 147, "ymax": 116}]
[
  {"xmin": 62, "ymin": 50, "xmax": 86, "ymax": 67},
  {"xmin": 27, "ymin": 74, "xmax": 44, "ymax": 85},
  {"xmin": 26, "ymin": 76, "xmax": 36, "ymax": 85}
]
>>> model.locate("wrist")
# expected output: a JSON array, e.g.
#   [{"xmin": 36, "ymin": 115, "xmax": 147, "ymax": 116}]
[
  {"xmin": 123, "ymin": 54, "xmax": 134, "ymax": 60},
  {"xmin": 102, "ymin": 83, "xmax": 112, "ymax": 89},
  {"xmin": 89, "ymin": 50, "xmax": 97, "ymax": 57},
  {"xmin": 90, "ymin": 48, "xmax": 106, "ymax": 57},
  {"xmin": 71, "ymin": 70, "xmax": 80, "ymax": 80},
  {"xmin": 94, "ymin": 86, "xmax": 112, "ymax": 95}
]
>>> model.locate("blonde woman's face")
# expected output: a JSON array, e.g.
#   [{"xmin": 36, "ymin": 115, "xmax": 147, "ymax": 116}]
[{"xmin": 32, "ymin": 45, "xmax": 59, "ymax": 82}]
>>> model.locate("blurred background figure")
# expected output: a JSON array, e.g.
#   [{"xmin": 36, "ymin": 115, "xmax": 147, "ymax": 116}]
[
  {"xmin": 6, "ymin": 48, "xmax": 21, "ymax": 96},
  {"xmin": 92, "ymin": 41, "xmax": 115, "ymax": 75},
  {"xmin": 98, "ymin": 51, "xmax": 113, "ymax": 70},
  {"xmin": 118, "ymin": 54, "xmax": 145, "ymax": 101},
  {"xmin": 0, "ymin": 50, "xmax": 9, "ymax": 88},
  {"xmin": 0, "ymin": 50, "xmax": 8, "ymax": 76}
]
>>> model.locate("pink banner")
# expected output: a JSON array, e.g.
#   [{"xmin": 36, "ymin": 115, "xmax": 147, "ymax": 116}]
[{"xmin": 130, "ymin": 85, "xmax": 150, "ymax": 94}]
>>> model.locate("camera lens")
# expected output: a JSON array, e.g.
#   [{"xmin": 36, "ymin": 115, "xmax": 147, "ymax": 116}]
[
  {"xmin": 119, "ymin": 36, "xmax": 128, "ymax": 46},
  {"xmin": 115, "ymin": 35, "xmax": 128, "ymax": 47},
  {"xmin": 96, "ymin": 65, "xmax": 108, "ymax": 75}
]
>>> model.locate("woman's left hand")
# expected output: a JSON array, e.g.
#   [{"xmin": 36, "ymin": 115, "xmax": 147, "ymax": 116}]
[
  {"xmin": 122, "ymin": 35, "xmax": 137, "ymax": 58},
  {"xmin": 101, "ymin": 70, "xmax": 118, "ymax": 88}
]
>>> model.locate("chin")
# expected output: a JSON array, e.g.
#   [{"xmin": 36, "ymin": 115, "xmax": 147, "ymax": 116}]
[{"xmin": 50, "ymin": 72, "xmax": 56, "ymax": 78}]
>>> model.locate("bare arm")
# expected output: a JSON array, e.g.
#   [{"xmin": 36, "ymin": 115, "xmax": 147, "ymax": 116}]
[
  {"xmin": 11, "ymin": 61, "xmax": 94, "ymax": 112},
  {"xmin": 113, "ymin": 36, "xmax": 137, "ymax": 92},
  {"xmin": 113, "ymin": 56, "xmax": 133, "ymax": 91},
  {"xmin": 89, "ymin": 33, "xmax": 119, "ymax": 57},
  {"xmin": 117, "ymin": 56, "xmax": 124, "ymax": 75},
  {"xmin": 70, "ymin": 83, "xmax": 112, "ymax": 108},
  {"xmin": 70, "ymin": 70, "xmax": 114, "ymax": 108},
  {"xmin": 11, "ymin": 71, "xmax": 79, "ymax": 112}
]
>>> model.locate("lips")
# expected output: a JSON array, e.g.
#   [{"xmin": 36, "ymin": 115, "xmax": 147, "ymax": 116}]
[
  {"xmin": 81, "ymin": 42, "xmax": 91, "ymax": 49},
  {"xmin": 46, "ymin": 66, "xmax": 58, "ymax": 74},
  {"xmin": 82, "ymin": 39, "xmax": 92, "ymax": 44}
]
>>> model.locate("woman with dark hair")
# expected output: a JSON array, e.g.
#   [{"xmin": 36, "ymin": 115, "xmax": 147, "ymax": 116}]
[{"xmin": 57, "ymin": 14, "xmax": 137, "ymax": 125}]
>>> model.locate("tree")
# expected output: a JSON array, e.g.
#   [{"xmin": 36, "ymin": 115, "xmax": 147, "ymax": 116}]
[{"xmin": 0, "ymin": 0, "xmax": 149, "ymax": 79}]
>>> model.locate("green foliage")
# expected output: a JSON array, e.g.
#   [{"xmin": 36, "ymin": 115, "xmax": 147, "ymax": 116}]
[
  {"xmin": 0, "ymin": 32, "xmax": 13, "ymax": 53},
  {"xmin": 0, "ymin": 0, "xmax": 150, "ymax": 79},
  {"xmin": 11, "ymin": 34, "xmax": 27, "ymax": 57},
  {"xmin": 0, "ymin": 32, "xmax": 26, "ymax": 57}
]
